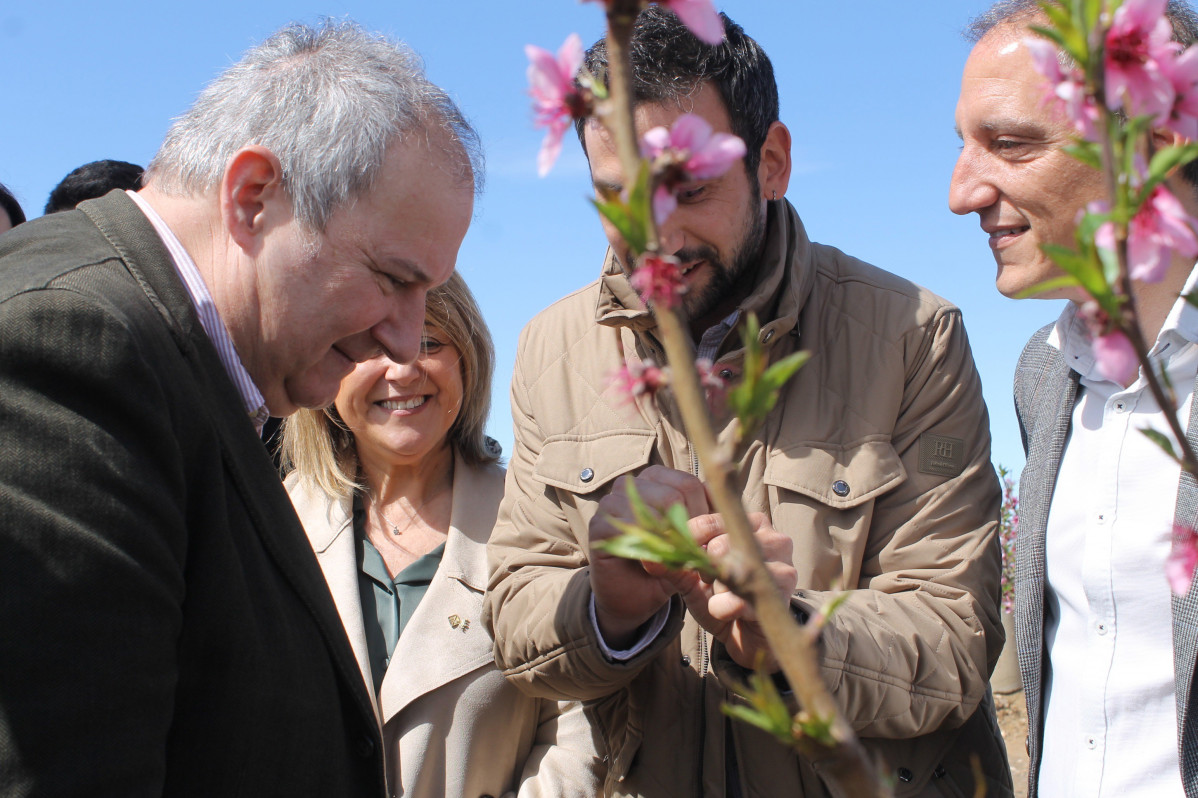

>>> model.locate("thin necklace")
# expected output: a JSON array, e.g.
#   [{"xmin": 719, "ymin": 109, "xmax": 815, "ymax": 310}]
[{"xmin": 375, "ymin": 484, "xmax": 449, "ymax": 536}]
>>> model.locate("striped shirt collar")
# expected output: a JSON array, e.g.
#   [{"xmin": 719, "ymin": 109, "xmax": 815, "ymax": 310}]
[{"xmin": 126, "ymin": 190, "xmax": 270, "ymax": 432}]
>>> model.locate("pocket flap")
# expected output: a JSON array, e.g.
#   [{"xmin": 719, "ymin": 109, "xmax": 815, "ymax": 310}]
[
  {"xmin": 764, "ymin": 438, "xmax": 905, "ymax": 509},
  {"xmin": 533, "ymin": 430, "xmax": 656, "ymax": 495}
]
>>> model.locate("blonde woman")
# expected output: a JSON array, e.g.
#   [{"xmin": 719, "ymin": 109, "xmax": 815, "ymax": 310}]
[{"xmin": 282, "ymin": 273, "xmax": 602, "ymax": 798}]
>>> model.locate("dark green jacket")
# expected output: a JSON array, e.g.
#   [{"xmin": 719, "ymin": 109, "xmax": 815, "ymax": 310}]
[{"xmin": 0, "ymin": 191, "xmax": 384, "ymax": 797}]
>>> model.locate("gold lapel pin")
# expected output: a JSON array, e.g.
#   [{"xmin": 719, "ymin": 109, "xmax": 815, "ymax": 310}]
[{"xmin": 448, "ymin": 615, "xmax": 470, "ymax": 632}]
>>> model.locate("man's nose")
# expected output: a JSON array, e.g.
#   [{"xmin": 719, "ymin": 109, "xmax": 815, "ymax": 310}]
[
  {"xmin": 373, "ymin": 291, "xmax": 427, "ymax": 366},
  {"xmin": 948, "ymin": 149, "xmax": 996, "ymax": 216}
]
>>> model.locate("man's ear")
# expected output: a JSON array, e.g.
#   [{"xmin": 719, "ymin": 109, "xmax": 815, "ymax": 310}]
[
  {"xmin": 1152, "ymin": 126, "xmax": 1187, "ymax": 150},
  {"xmin": 757, "ymin": 121, "xmax": 792, "ymax": 200},
  {"xmin": 221, "ymin": 146, "xmax": 286, "ymax": 253}
]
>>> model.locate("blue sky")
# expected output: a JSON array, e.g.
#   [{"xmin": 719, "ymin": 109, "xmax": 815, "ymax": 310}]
[{"xmin": 0, "ymin": 0, "xmax": 1059, "ymax": 475}]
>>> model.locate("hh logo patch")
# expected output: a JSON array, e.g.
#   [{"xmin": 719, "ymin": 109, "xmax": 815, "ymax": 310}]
[{"xmin": 918, "ymin": 434, "xmax": 965, "ymax": 478}]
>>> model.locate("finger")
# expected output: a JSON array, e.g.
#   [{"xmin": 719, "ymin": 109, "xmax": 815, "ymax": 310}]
[
  {"xmin": 707, "ymin": 590, "xmax": 751, "ymax": 622},
  {"xmin": 636, "ymin": 466, "xmax": 709, "ymax": 517},
  {"xmin": 688, "ymin": 513, "xmax": 725, "ymax": 547}
]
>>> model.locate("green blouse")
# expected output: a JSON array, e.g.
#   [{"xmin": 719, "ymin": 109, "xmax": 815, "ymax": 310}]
[{"xmin": 352, "ymin": 496, "xmax": 445, "ymax": 694}]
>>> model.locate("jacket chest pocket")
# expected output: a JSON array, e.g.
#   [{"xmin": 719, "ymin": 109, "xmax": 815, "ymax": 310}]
[
  {"xmin": 533, "ymin": 430, "xmax": 657, "ymax": 534},
  {"xmin": 762, "ymin": 438, "xmax": 906, "ymax": 587}
]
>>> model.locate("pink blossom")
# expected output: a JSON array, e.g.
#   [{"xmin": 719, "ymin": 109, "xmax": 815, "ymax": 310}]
[
  {"xmin": 1092, "ymin": 330, "xmax": 1139, "ymax": 383},
  {"xmin": 583, "ymin": 0, "xmax": 724, "ymax": 45},
  {"xmin": 630, "ymin": 254, "xmax": 686, "ymax": 309},
  {"xmin": 1105, "ymin": 0, "xmax": 1179, "ymax": 123},
  {"xmin": 694, "ymin": 358, "xmax": 728, "ymax": 399},
  {"xmin": 1095, "ymin": 186, "xmax": 1198, "ymax": 283},
  {"xmin": 609, "ymin": 358, "xmax": 667, "ymax": 405},
  {"xmin": 661, "ymin": 0, "xmax": 725, "ymax": 46},
  {"xmin": 1167, "ymin": 45, "xmax": 1198, "ymax": 139},
  {"xmin": 652, "ymin": 185, "xmax": 678, "ymax": 227},
  {"xmin": 1167, "ymin": 523, "xmax": 1198, "ymax": 595},
  {"xmin": 641, "ymin": 113, "xmax": 746, "ymax": 223},
  {"xmin": 1025, "ymin": 36, "xmax": 1101, "ymax": 139},
  {"xmin": 526, "ymin": 33, "xmax": 587, "ymax": 177}
]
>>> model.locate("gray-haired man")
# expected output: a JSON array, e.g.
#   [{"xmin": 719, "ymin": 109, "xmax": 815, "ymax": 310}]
[{"xmin": 0, "ymin": 21, "xmax": 478, "ymax": 796}]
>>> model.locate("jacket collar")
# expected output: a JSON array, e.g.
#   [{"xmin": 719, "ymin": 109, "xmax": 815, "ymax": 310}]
[{"xmin": 593, "ymin": 199, "xmax": 816, "ymax": 358}]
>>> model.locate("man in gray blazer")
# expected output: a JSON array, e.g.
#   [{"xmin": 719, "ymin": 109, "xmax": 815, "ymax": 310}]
[
  {"xmin": 950, "ymin": 1, "xmax": 1198, "ymax": 795},
  {"xmin": 0, "ymin": 21, "xmax": 478, "ymax": 797}
]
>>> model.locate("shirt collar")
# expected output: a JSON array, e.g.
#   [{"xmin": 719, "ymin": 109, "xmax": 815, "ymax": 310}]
[
  {"xmin": 126, "ymin": 190, "xmax": 269, "ymax": 430},
  {"xmin": 1050, "ymin": 262, "xmax": 1198, "ymax": 383}
]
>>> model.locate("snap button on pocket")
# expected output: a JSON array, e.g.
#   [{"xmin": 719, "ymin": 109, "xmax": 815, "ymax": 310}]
[
  {"xmin": 832, "ymin": 480, "xmax": 850, "ymax": 497},
  {"xmin": 580, "ymin": 468, "xmax": 595, "ymax": 483}
]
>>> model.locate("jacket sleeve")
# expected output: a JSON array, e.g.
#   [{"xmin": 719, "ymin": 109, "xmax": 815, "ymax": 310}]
[
  {"xmin": 514, "ymin": 699, "xmax": 607, "ymax": 797},
  {"xmin": 482, "ymin": 323, "xmax": 684, "ymax": 702},
  {"xmin": 792, "ymin": 307, "xmax": 1003, "ymax": 739},
  {"xmin": 0, "ymin": 287, "xmax": 188, "ymax": 795}
]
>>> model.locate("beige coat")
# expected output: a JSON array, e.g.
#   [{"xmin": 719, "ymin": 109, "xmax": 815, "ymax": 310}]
[
  {"xmin": 287, "ymin": 458, "xmax": 604, "ymax": 798},
  {"xmin": 484, "ymin": 201, "xmax": 1011, "ymax": 797}
]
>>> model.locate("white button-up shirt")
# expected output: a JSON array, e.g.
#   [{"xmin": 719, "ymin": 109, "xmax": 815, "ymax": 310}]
[{"xmin": 1038, "ymin": 268, "xmax": 1198, "ymax": 797}]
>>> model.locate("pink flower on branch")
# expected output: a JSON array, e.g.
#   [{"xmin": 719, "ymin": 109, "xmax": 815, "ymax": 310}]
[
  {"xmin": 584, "ymin": 0, "xmax": 725, "ymax": 45},
  {"xmin": 1167, "ymin": 45, "xmax": 1198, "ymax": 139},
  {"xmin": 660, "ymin": 0, "xmax": 725, "ymax": 45},
  {"xmin": 608, "ymin": 358, "xmax": 667, "ymax": 405},
  {"xmin": 1167, "ymin": 523, "xmax": 1198, "ymax": 595},
  {"xmin": 1026, "ymin": 36, "xmax": 1101, "ymax": 139},
  {"xmin": 1105, "ymin": 0, "xmax": 1179, "ymax": 122},
  {"xmin": 641, "ymin": 113, "xmax": 746, "ymax": 223},
  {"xmin": 630, "ymin": 254, "xmax": 686, "ymax": 309},
  {"xmin": 1092, "ymin": 330, "xmax": 1139, "ymax": 383},
  {"xmin": 526, "ymin": 33, "xmax": 588, "ymax": 177},
  {"xmin": 1095, "ymin": 186, "xmax": 1198, "ymax": 283},
  {"xmin": 1078, "ymin": 301, "xmax": 1139, "ymax": 384}
]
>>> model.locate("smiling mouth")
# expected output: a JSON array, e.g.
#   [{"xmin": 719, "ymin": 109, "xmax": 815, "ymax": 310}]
[
  {"xmin": 379, "ymin": 397, "xmax": 427, "ymax": 411},
  {"xmin": 989, "ymin": 226, "xmax": 1030, "ymax": 240}
]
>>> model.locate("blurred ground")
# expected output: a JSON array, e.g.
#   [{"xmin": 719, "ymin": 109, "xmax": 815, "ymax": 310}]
[{"xmin": 994, "ymin": 689, "xmax": 1029, "ymax": 798}]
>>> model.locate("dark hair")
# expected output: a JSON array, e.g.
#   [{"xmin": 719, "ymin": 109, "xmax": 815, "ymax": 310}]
[
  {"xmin": 0, "ymin": 182, "xmax": 25, "ymax": 229},
  {"xmin": 965, "ymin": 0, "xmax": 1198, "ymax": 187},
  {"xmin": 45, "ymin": 160, "xmax": 144, "ymax": 214},
  {"xmin": 574, "ymin": 6, "xmax": 779, "ymax": 179}
]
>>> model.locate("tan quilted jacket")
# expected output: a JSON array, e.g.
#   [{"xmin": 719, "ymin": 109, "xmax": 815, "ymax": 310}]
[{"xmin": 484, "ymin": 201, "xmax": 1011, "ymax": 798}]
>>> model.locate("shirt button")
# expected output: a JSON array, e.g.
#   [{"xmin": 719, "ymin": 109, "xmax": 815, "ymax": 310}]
[
  {"xmin": 1085, "ymin": 736, "xmax": 1097, "ymax": 749},
  {"xmin": 1096, "ymin": 622, "xmax": 1108, "ymax": 635},
  {"xmin": 580, "ymin": 468, "xmax": 594, "ymax": 483},
  {"xmin": 897, "ymin": 767, "xmax": 913, "ymax": 783},
  {"xmin": 832, "ymin": 480, "xmax": 850, "ymax": 497},
  {"xmin": 1114, "ymin": 401, "xmax": 1127, "ymax": 413}
]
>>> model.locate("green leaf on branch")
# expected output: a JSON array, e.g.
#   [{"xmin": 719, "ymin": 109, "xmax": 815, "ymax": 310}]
[
  {"xmin": 1064, "ymin": 141, "xmax": 1103, "ymax": 171},
  {"xmin": 593, "ymin": 480, "xmax": 717, "ymax": 578},
  {"xmin": 1145, "ymin": 144, "xmax": 1198, "ymax": 194},
  {"xmin": 1141, "ymin": 428, "xmax": 1185, "ymax": 468},
  {"xmin": 724, "ymin": 666, "xmax": 839, "ymax": 749},
  {"xmin": 1014, "ymin": 274, "xmax": 1082, "ymax": 300},
  {"xmin": 726, "ymin": 313, "xmax": 810, "ymax": 441},
  {"xmin": 591, "ymin": 161, "xmax": 653, "ymax": 257},
  {"xmin": 723, "ymin": 669, "xmax": 804, "ymax": 747}
]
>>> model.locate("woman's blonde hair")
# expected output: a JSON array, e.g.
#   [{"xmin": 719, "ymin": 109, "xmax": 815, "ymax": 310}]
[{"xmin": 280, "ymin": 271, "xmax": 497, "ymax": 500}]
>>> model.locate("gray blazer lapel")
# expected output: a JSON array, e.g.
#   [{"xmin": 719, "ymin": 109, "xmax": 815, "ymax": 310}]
[
  {"xmin": 1174, "ymin": 372, "xmax": 1198, "ymax": 796},
  {"xmin": 1013, "ymin": 326, "xmax": 1078, "ymax": 795}
]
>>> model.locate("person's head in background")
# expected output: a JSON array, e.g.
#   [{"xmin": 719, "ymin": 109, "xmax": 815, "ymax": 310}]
[
  {"xmin": 44, "ymin": 160, "xmax": 144, "ymax": 214},
  {"xmin": 0, "ymin": 183, "xmax": 26, "ymax": 234}
]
